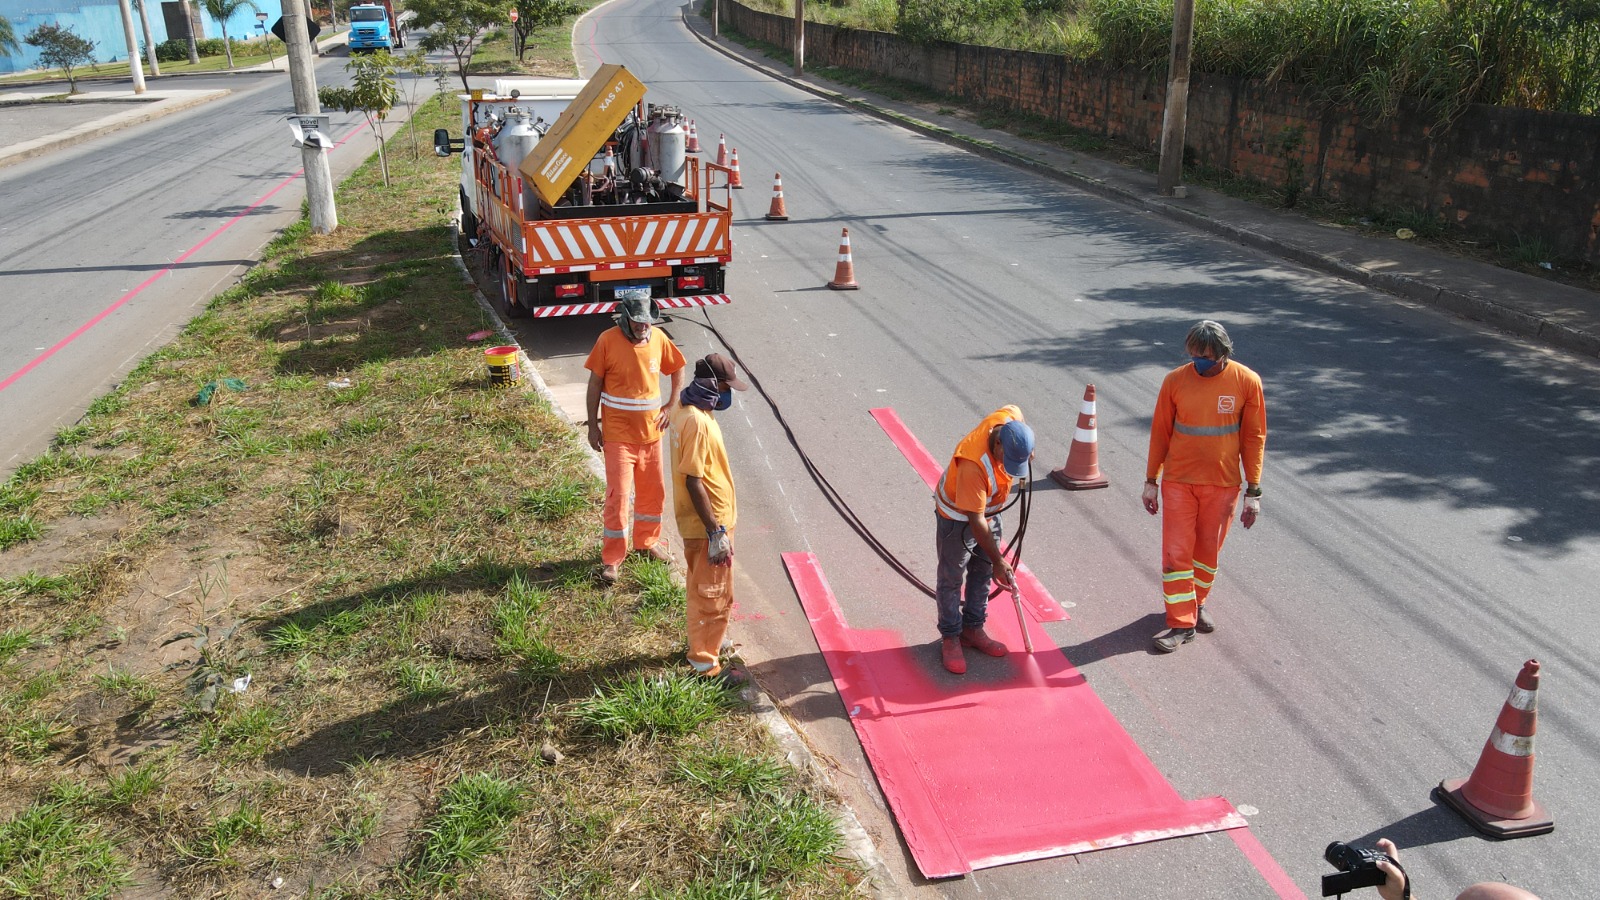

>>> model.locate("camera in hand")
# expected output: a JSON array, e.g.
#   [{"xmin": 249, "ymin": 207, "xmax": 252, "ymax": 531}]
[{"xmin": 1322, "ymin": 841, "xmax": 1390, "ymax": 897}]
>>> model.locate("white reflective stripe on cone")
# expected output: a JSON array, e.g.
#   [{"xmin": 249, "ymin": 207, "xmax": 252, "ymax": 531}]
[
  {"xmin": 1074, "ymin": 428, "xmax": 1098, "ymax": 443},
  {"xmin": 1488, "ymin": 727, "xmax": 1535, "ymax": 757},
  {"xmin": 1506, "ymin": 687, "xmax": 1538, "ymax": 711}
]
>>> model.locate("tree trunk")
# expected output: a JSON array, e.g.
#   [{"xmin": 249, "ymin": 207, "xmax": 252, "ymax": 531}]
[
  {"xmin": 136, "ymin": 0, "xmax": 161, "ymax": 76},
  {"xmin": 182, "ymin": 0, "xmax": 200, "ymax": 63},
  {"xmin": 222, "ymin": 25, "xmax": 234, "ymax": 67}
]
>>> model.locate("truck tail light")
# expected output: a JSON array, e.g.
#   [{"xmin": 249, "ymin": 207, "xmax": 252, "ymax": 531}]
[
  {"xmin": 553, "ymin": 284, "xmax": 585, "ymax": 299},
  {"xmin": 677, "ymin": 275, "xmax": 704, "ymax": 292}
]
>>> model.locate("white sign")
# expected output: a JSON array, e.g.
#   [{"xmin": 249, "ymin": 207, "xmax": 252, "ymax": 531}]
[{"xmin": 287, "ymin": 114, "xmax": 332, "ymax": 150}]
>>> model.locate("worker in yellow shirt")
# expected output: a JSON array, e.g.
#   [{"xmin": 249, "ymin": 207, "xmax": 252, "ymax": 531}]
[
  {"xmin": 1142, "ymin": 320, "xmax": 1267, "ymax": 653},
  {"xmin": 670, "ymin": 353, "xmax": 749, "ymax": 682},
  {"xmin": 584, "ymin": 291, "xmax": 687, "ymax": 584},
  {"xmin": 933, "ymin": 406, "xmax": 1034, "ymax": 674}
]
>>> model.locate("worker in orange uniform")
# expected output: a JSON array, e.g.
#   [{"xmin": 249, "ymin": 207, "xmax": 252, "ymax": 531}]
[
  {"xmin": 670, "ymin": 353, "xmax": 749, "ymax": 682},
  {"xmin": 934, "ymin": 406, "xmax": 1034, "ymax": 674},
  {"xmin": 1142, "ymin": 320, "xmax": 1267, "ymax": 653},
  {"xmin": 585, "ymin": 291, "xmax": 686, "ymax": 584}
]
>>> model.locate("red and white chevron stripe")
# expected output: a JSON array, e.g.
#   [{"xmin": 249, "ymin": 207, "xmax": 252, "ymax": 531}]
[
  {"xmin": 531, "ymin": 256, "xmax": 728, "ymax": 275},
  {"xmin": 528, "ymin": 294, "xmax": 733, "ymax": 318},
  {"xmin": 526, "ymin": 216, "xmax": 730, "ymax": 266}
]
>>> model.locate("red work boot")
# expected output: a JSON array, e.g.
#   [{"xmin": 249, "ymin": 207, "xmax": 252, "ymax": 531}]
[
  {"xmin": 940, "ymin": 636, "xmax": 967, "ymax": 674},
  {"xmin": 960, "ymin": 626, "xmax": 1008, "ymax": 657}
]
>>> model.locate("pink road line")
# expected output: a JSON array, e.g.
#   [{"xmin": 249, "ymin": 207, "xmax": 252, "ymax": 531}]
[
  {"xmin": 868, "ymin": 406, "xmax": 1068, "ymax": 622},
  {"xmin": 1230, "ymin": 826, "xmax": 1308, "ymax": 899},
  {"xmin": 0, "ymin": 127, "xmax": 363, "ymax": 395}
]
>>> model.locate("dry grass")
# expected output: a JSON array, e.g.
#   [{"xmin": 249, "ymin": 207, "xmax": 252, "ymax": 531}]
[{"xmin": 0, "ymin": 83, "xmax": 861, "ymax": 900}]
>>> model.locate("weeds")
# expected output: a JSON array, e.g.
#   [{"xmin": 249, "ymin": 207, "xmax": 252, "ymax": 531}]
[
  {"xmin": 0, "ymin": 800, "xmax": 131, "ymax": 899},
  {"xmin": 91, "ymin": 667, "xmax": 160, "ymax": 704},
  {"xmin": 410, "ymin": 773, "xmax": 524, "ymax": 886},
  {"xmin": 575, "ymin": 672, "xmax": 735, "ymax": 740}
]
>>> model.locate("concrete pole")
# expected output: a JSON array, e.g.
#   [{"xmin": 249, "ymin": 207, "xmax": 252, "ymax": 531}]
[
  {"xmin": 135, "ymin": 0, "xmax": 161, "ymax": 77},
  {"xmin": 794, "ymin": 0, "xmax": 803, "ymax": 76},
  {"xmin": 116, "ymin": 0, "xmax": 148, "ymax": 94},
  {"xmin": 1156, "ymin": 0, "xmax": 1195, "ymax": 197},
  {"xmin": 712, "ymin": 0, "xmax": 719, "ymax": 38},
  {"xmin": 282, "ymin": 0, "xmax": 338, "ymax": 234}
]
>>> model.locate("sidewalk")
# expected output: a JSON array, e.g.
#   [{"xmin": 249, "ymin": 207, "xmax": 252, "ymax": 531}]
[
  {"xmin": 681, "ymin": 9, "xmax": 1600, "ymax": 361},
  {"xmin": 0, "ymin": 29, "xmax": 349, "ymax": 170}
]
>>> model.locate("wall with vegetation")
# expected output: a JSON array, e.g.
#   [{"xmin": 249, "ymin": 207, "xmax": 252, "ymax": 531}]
[{"xmin": 718, "ymin": 0, "xmax": 1600, "ymax": 265}]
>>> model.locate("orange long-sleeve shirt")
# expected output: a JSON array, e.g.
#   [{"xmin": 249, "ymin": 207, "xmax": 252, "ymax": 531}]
[{"xmin": 1145, "ymin": 361, "xmax": 1266, "ymax": 486}]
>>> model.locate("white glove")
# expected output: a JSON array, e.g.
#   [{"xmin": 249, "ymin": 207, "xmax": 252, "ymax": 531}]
[
  {"xmin": 1241, "ymin": 496, "xmax": 1261, "ymax": 529},
  {"xmin": 707, "ymin": 527, "xmax": 733, "ymax": 566},
  {"xmin": 1141, "ymin": 482, "xmax": 1159, "ymax": 515}
]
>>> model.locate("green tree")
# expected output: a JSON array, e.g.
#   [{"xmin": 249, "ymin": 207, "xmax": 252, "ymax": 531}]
[
  {"xmin": 24, "ymin": 23, "xmax": 96, "ymax": 93},
  {"xmin": 198, "ymin": 0, "xmax": 259, "ymax": 68},
  {"xmin": 0, "ymin": 15, "xmax": 20, "ymax": 59},
  {"xmin": 320, "ymin": 51, "xmax": 401, "ymax": 185},
  {"xmin": 510, "ymin": 0, "xmax": 581, "ymax": 62},
  {"xmin": 408, "ymin": 0, "xmax": 499, "ymax": 91}
]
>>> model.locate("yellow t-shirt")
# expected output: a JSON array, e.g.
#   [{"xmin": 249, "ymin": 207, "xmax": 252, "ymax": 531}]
[
  {"xmin": 670, "ymin": 404, "xmax": 736, "ymax": 536},
  {"xmin": 583, "ymin": 327, "xmax": 686, "ymax": 444}
]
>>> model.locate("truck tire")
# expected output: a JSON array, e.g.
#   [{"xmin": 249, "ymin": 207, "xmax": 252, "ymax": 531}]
[
  {"xmin": 501, "ymin": 256, "xmax": 532, "ymax": 319},
  {"xmin": 458, "ymin": 188, "xmax": 478, "ymax": 240}
]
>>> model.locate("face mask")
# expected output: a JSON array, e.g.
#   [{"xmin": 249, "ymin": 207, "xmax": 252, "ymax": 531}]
[
  {"xmin": 1192, "ymin": 356, "xmax": 1218, "ymax": 375},
  {"xmin": 715, "ymin": 389, "xmax": 733, "ymax": 411}
]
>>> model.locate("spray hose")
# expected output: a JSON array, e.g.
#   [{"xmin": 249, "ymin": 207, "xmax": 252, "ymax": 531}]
[{"xmin": 675, "ymin": 310, "xmax": 1030, "ymax": 602}]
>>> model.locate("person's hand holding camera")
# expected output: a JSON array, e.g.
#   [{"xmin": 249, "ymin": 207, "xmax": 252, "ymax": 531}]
[{"xmin": 1374, "ymin": 839, "xmax": 1408, "ymax": 900}]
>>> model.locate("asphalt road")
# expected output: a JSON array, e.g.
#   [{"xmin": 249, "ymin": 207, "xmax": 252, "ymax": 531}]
[
  {"xmin": 0, "ymin": 56, "xmax": 437, "ymax": 474},
  {"xmin": 504, "ymin": 1, "xmax": 1600, "ymax": 897}
]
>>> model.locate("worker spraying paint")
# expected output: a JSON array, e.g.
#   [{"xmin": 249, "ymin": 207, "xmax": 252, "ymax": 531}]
[{"xmin": 932, "ymin": 406, "xmax": 1035, "ymax": 675}]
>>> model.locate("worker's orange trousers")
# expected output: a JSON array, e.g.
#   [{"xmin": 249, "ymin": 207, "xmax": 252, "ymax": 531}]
[
  {"xmin": 684, "ymin": 528, "xmax": 736, "ymax": 677},
  {"xmin": 1160, "ymin": 482, "xmax": 1240, "ymax": 628},
  {"xmin": 601, "ymin": 439, "xmax": 666, "ymax": 567}
]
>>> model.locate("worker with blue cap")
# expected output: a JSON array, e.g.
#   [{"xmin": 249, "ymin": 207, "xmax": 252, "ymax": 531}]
[{"xmin": 933, "ymin": 406, "xmax": 1034, "ymax": 674}]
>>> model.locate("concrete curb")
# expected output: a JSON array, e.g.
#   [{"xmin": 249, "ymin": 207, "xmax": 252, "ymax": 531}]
[
  {"xmin": 447, "ymin": 215, "xmax": 898, "ymax": 896},
  {"xmin": 0, "ymin": 89, "xmax": 231, "ymax": 170},
  {"xmin": 682, "ymin": 10, "xmax": 1600, "ymax": 361}
]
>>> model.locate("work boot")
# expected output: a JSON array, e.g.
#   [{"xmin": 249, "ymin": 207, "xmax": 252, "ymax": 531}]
[
  {"xmin": 635, "ymin": 542, "xmax": 674, "ymax": 565},
  {"xmin": 1153, "ymin": 627, "xmax": 1196, "ymax": 653},
  {"xmin": 1195, "ymin": 606, "xmax": 1216, "ymax": 634},
  {"xmin": 960, "ymin": 626, "xmax": 1008, "ymax": 657},
  {"xmin": 940, "ymin": 636, "xmax": 967, "ymax": 674},
  {"xmin": 599, "ymin": 563, "xmax": 619, "ymax": 585}
]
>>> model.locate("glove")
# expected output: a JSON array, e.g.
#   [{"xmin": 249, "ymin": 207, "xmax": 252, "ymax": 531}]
[
  {"xmin": 1241, "ymin": 495, "xmax": 1261, "ymax": 529},
  {"xmin": 707, "ymin": 527, "xmax": 733, "ymax": 566},
  {"xmin": 1141, "ymin": 482, "xmax": 1159, "ymax": 515}
]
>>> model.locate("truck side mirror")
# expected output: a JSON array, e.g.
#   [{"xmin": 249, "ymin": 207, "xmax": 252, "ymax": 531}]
[{"xmin": 434, "ymin": 128, "xmax": 463, "ymax": 157}]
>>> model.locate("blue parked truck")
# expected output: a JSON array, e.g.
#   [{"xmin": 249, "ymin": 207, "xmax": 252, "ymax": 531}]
[{"xmin": 347, "ymin": 0, "xmax": 404, "ymax": 52}]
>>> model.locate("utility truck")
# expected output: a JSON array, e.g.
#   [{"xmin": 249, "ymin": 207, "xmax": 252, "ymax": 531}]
[
  {"xmin": 433, "ymin": 65, "xmax": 735, "ymax": 319},
  {"xmin": 347, "ymin": 0, "xmax": 403, "ymax": 52}
]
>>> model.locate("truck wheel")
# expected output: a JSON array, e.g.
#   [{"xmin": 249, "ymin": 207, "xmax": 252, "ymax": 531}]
[
  {"xmin": 458, "ymin": 188, "xmax": 479, "ymax": 240},
  {"xmin": 501, "ymin": 257, "xmax": 531, "ymax": 319}
]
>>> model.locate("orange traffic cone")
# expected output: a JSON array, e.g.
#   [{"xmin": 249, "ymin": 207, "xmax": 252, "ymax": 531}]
[
  {"xmin": 827, "ymin": 227, "xmax": 858, "ymax": 290},
  {"xmin": 686, "ymin": 119, "xmax": 701, "ymax": 153},
  {"xmin": 715, "ymin": 133, "xmax": 729, "ymax": 167},
  {"xmin": 765, "ymin": 173, "xmax": 788, "ymax": 221},
  {"xmin": 1437, "ymin": 659, "xmax": 1555, "ymax": 839},
  {"xmin": 1049, "ymin": 385, "xmax": 1110, "ymax": 490},
  {"xmin": 728, "ymin": 148, "xmax": 744, "ymax": 188}
]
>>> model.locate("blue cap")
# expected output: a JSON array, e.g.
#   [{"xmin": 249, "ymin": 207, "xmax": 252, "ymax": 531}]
[{"xmin": 997, "ymin": 420, "xmax": 1034, "ymax": 477}]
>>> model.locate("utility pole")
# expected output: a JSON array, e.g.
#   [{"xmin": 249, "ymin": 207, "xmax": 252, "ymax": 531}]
[
  {"xmin": 282, "ymin": 0, "xmax": 338, "ymax": 233},
  {"xmin": 794, "ymin": 0, "xmax": 804, "ymax": 76},
  {"xmin": 712, "ymin": 0, "xmax": 719, "ymax": 38},
  {"xmin": 1156, "ymin": 0, "xmax": 1195, "ymax": 197},
  {"xmin": 116, "ymin": 0, "xmax": 147, "ymax": 94}
]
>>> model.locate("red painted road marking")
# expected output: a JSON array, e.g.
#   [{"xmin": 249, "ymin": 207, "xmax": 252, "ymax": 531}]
[
  {"xmin": 1231, "ymin": 825, "xmax": 1309, "ymax": 899},
  {"xmin": 0, "ymin": 127, "xmax": 363, "ymax": 395},
  {"xmin": 869, "ymin": 407, "xmax": 1068, "ymax": 622},
  {"xmin": 783, "ymin": 551, "xmax": 1244, "ymax": 878}
]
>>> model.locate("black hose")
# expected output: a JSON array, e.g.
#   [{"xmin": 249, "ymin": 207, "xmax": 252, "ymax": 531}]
[{"xmin": 669, "ymin": 310, "xmax": 1031, "ymax": 602}]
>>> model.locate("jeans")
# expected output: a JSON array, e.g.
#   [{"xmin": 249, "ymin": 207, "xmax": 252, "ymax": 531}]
[{"xmin": 934, "ymin": 513, "xmax": 1002, "ymax": 638}]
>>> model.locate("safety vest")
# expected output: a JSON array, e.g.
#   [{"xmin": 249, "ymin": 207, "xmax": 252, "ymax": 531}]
[{"xmin": 934, "ymin": 407, "xmax": 1021, "ymax": 521}]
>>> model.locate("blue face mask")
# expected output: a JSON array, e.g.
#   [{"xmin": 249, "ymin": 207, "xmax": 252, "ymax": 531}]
[
  {"xmin": 715, "ymin": 389, "xmax": 733, "ymax": 411},
  {"xmin": 1192, "ymin": 356, "xmax": 1218, "ymax": 375}
]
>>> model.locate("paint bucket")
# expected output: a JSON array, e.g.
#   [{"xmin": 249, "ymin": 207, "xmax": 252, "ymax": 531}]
[{"xmin": 485, "ymin": 346, "xmax": 520, "ymax": 386}]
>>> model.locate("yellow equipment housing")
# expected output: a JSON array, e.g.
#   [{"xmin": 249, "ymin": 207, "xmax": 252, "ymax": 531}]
[{"xmin": 518, "ymin": 63, "xmax": 647, "ymax": 208}]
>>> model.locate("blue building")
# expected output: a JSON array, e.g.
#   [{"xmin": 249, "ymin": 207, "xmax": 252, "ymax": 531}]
[{"xmin": 0, "ymin": 0, "xmax": 270, "ymax": 75}]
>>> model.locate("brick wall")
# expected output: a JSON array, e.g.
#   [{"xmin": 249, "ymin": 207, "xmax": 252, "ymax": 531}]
[{"xmin": 718, "ymin": 0, "xmax": 1600, "ymax": 264}]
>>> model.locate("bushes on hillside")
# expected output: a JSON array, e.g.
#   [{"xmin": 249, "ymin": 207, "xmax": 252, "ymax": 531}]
[{"xmin": 152, "ymin": 36, "xmax": 232, "ymax": 61}]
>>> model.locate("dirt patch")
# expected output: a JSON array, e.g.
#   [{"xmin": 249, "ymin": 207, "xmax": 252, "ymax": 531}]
[{"xmin": 0, "ymin": 512, "xmax": 128, "ymax": 580}]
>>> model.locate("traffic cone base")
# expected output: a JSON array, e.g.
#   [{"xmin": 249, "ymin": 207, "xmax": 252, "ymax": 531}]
[
  {"xmin": 765, "ymin": 173, "xmax": 788, "ymax": 221},
  {"xmin": 827, "ymin": 227, "xmax": 858, "ymax": 290},
  {"xmin": 1050, "ymin": 385, "xmax": 1110, "ymax": 490},
  {"xmin": 1436, "ymin": 779, "xmax": 1554, "ymax": 839}
]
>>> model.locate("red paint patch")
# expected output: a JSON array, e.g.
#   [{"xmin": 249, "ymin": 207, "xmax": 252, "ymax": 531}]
[
  {"xmin": 869, "ymin": 407, "xmax": 1068, "ymax": 623},
  {"xmin": 783, "ymin": 552, "xmax": 1244, "ymax": 878}
]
